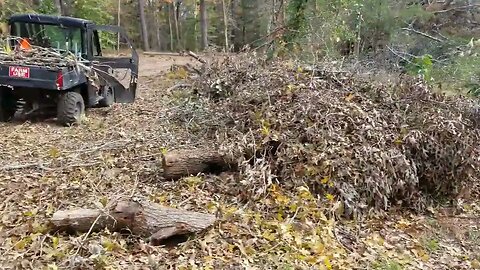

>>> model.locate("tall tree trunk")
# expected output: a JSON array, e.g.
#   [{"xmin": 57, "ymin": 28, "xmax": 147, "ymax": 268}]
[
  {"xmin": 230, "ymin": 0, "xmax": 239, "ymax": 51},
  {"xmin": 222, "ymin": 0, "xmax": 229, "ymax": 52},
  {"xmin": 199, "ymin": 0, "xmax": 208, "ymax": 50},
  {"xmin": 173, "ymin": 2, "xmax": 181, "ymax": 50},
  {"xmin": 60, "ymin": 0, "xmax": 71, "ymax": 16},
  {"xmin": 139, "ymin": 0, "xmax": 150, "ymax": 51},
  {"xmin": 54, "ymin": 0, "xmax": 63, "ymax": 15},
  {"xmin": 155, "ymin": 7, "xmax": 162, "ymax": 51},
  {"xmin": 168, "ymin": 4, "xmax": 174, "ymax": 51},
  {"xmin": 117, "ymin": 0, "xmax": 121, "ymax": 52}
]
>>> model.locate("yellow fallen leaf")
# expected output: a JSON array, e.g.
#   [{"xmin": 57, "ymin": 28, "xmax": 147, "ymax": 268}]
[
  {"xmin": 307, "ymin": 256, "xmax": 319, "ymax": 264},
  {"xmin": 23, "ymin": 209, "xmax": 36, "ymax": 217},
  {"xmin": 102, "ymin": 238, "xmax": 117, "ymax": 251},
  {"xmin": 52, "ymin": 237, "xmax": 59, "ymax": 249},
  {"xmin": 48, "ymin": 147, "xmax": 60, "ymax": 158},
  {"xmin": 421, "ymin": 252, "xmax": 430, "ymax": 262},
  {"xmin": 262, "ymin": 230, "xmax": 277, "ymax": 241},
  {"xmin": 345, "ymin": 93, "xmax": 355, "ymax": 102},
  {"xmin": 325, "ymin": 193, "xmax": 335, "ymax": 201},
  {"xmin": 321, "ymin": 176, "xmax": 330, "ymax": 184},
  {"xmin": 14, "ymin": 236, "xmax": 32, "ymax": 250},
  {"xmin": 324, "ymin": 257, "xmax": 333, "ymax": 270}
]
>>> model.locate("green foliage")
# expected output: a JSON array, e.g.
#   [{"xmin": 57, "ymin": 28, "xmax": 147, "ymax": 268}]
[
  {"xmin": 406, "ymin": 54, "xmax": 433, "ymax": 82},
  {"xmin": 424, "ymin": 238, "xmax": 440, "ymax": 253},
  {"xmin": 430, "ymin": 48, "xmax": 480, "ymax": 95},
  {"xmin": 396, "ymin": 3, "xmax": 433, "ymax": 23},
  {"xmin": 71, "ymin": 0, "xmax": 115, "ymax": 48},
  {"xmin": 0, "ymin": 1, "xmax": 35, "ymax": 22},
  {"xmin": 284, "ymin": 0, "xmax": 310, "ymax": 46},
  {"xmin": 72, "ymin": 0, "xmax": 114, "ymax": 25},
  {"xmin": 373, "ymin": 260, "xmax": 403, "ymax": 270},
  {"xmin": 466, "ymin": 83, "xmax": 480, "ymax": 97},
  {"xmin": 37, "ymin": 0, "xmax": 58, "ymax": 15},
  {"xmin": 355, "ymin": 1, "xmax": 395, "ymax": 37}
]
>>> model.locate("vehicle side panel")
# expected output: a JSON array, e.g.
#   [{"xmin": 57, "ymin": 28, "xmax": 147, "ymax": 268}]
[
  {"xmin": 62, "ymin": 68, "xmax": 88, "ymax": 90},
  {"xmin": 0, "ymin": 65, "xmax": 87, "ymax": 90}
]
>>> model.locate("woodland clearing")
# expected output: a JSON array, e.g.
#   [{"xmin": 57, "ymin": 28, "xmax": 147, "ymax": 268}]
[{"xmin": 0, "ymin": 53, "xmax": 479, "ymax": 270}]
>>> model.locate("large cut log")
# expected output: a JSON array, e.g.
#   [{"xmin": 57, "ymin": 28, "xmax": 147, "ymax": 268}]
[
  {"xmin": 162, "ymin": 148, "xmax": 236, "ymax": 180},
  {"xmin": 49, "ymin": 197, "xmax": 216, "ymax": 245}
]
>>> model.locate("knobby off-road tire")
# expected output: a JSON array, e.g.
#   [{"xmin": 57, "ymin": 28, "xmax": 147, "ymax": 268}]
[
  {"xmin": 57, "ymin": 91, "xmax": 85, "ymax": 126},
  {"xmin": 98, "ymin": 86, "xmax": 114, "ymax": 107},
  {"xmin": 0, "ymin": 90, "xmax": 17, "ymax": 122}
]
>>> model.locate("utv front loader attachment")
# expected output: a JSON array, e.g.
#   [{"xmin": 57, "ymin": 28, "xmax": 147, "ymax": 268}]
[{"xmin": 89, "ymin": 25, "xmax": 139, "ymax": 104}]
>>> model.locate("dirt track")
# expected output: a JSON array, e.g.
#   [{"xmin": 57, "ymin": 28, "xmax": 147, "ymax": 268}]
[
  {"xmin": 0, "ymin": 54, "xmax": 197, "ymax": 168},
  {"xmin": 0, "ymin": 54, "xmax": 209, "ymax": 269}
]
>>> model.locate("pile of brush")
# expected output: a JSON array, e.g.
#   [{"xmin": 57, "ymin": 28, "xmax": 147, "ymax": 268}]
[{"xmin": 170, "ymin": 54, "xmax": 480, "ymax": 218}]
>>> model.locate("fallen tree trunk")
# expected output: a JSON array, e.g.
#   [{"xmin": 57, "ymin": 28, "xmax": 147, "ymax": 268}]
[
  {"xmin": 143, "ymin": 51, "xmax": 183, "ymax": 56},
  {"xmin": 162, "ymin": 148, "xmax": 236, "ymax": 180},
  {"xmin": 49, "ymin": 197, "xmax": 216, "ymax": 245},
  {"xmin": 187, "ymin": 51, "xmax": 207, "ymax": 64}
]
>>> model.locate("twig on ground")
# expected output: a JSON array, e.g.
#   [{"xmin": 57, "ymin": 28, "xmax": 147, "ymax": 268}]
[
  {"xmin": 167, "ymin": 83, "xmax": 192, "ymax": 92},
  {"xmin": 433, "ymin": 4, "xmax": 480, "ymax": 14},
  {"xmin": 187, "ymin": 51, "xmax": 206, "ymax": 64},
  {"xmin": 401, "ymin": 27, "xmax": 443, "ymax": 42}
]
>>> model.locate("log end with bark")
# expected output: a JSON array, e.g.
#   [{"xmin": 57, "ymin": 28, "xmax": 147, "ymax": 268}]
[
  {"xmin": 50, "ymin": 197, "xmax": 216, "ymax": 245},
  {"xmin": 162, "ymin": 148, "xmax": 237, "ymax": 180}
]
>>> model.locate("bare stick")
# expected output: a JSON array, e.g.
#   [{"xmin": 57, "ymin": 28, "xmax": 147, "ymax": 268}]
[
  {"xmin": 167, "ymin": 83, "xmax": 192, "ymax": 92},
  {"xmin": 401, "ymin": 27, "xmax": 443, "ymax": 42},
  {"xmin": 433, "ymin": 4, "xmax": 480, "ymax": 14},
  {"xmin": 187, "ymin": 51, "xmax": 206, "ymax": 64}
]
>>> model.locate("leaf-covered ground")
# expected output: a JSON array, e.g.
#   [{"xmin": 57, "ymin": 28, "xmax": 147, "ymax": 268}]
[{"xmin": 0, "ymin": 54, "xmax": 479, "ymax": 270}]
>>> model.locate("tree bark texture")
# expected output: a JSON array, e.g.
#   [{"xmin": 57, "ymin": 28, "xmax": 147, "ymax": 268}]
[
  {"xmin": 50, "ymin": 198, "xmax": 216, "ymax": 245},
  {"xmin": 168, "ymin": 4, "xmax": 174, "ymax": 51},
  {"xmin": 138, "ymin": 0, "xmax": 150, "ymax": 51},
  {"xmin": 174, "ymin": 2, "xmax": 181, "ymax": 49},
  {"xmin": 199, "ymin": 0, "xmax": 208, "ymax": 50},
  {"xmin": 222, "ymin": 0, "xmax": 229, "ymax": 52},
  {"xmin": 54, "ymin": 0, "xmax": 63, "ymax": 15},
  {"xmin": 162, "ymin": 148, "xmax": 236, "ymax": 180}
]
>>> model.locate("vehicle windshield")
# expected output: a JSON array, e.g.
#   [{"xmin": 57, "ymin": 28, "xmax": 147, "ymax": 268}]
[{"xmin": 10, "ymin": 22, "xmax": 85, "ymax": 57}]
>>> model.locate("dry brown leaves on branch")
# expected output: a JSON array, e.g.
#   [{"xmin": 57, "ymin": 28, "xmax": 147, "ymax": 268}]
[{"xmin": 171, "ymin": 53, "xmax": 480, "ymax": 219}]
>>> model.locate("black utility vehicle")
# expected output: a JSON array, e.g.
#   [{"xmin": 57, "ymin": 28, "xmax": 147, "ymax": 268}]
[{"xmin": 0, "ymin": 14, "xmax": 138, "ymax": 125}]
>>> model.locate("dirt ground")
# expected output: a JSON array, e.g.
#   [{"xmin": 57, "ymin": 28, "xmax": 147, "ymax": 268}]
[
  {"xmin": 0, "ymin": 53, "xmax": 207, "ymax": 269},
  {"xmin": 0, "ymin": 53, "xmax": 479, "ymax": 270}
]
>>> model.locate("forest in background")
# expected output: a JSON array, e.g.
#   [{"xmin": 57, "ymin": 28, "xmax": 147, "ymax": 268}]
[{"xmin": 0, "ymin": 0, "xmax": 480, "ymax": 94}]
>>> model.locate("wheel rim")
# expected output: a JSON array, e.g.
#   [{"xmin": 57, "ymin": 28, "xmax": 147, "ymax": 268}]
[
  {"xmin": 74, "ymin": 102, "xmax": 82, "ymax": 119},
  {"xmin": 107, "ymin": 88, "xmax": 114, "ymax": 99}
]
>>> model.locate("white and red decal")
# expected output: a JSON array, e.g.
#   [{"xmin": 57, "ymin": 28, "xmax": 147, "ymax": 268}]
[{"xmin": 9, "ymin": 66, "xmax": 30, "ymax": 78}]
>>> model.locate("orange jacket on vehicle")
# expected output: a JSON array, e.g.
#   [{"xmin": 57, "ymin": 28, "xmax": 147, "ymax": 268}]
[{"xmin": 19, "ymin": 38, "xmax": 31, "ymax": 50}]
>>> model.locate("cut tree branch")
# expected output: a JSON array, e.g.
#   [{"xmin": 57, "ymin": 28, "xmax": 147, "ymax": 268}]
[
  {"xmin": 167, "ymin": 83, "xmax": 192, "ymax": 92},
  {"xmin": 49, "ymin": 197, "xmax": 216, "ymax": 245},
  {"xmin": 187, "ymin": 51, "xmax": 206, "ymax": 64},
  {"xmin": 162, "ymin": 148, "xmax": 237, "ymax": 180},
  {"xmin": 401, "ymin": 27, "xmax": 443, "ymax": 42},
  {"xmin": 433, "ymin": 4, "xmax": 480, "ymax": 14}
]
